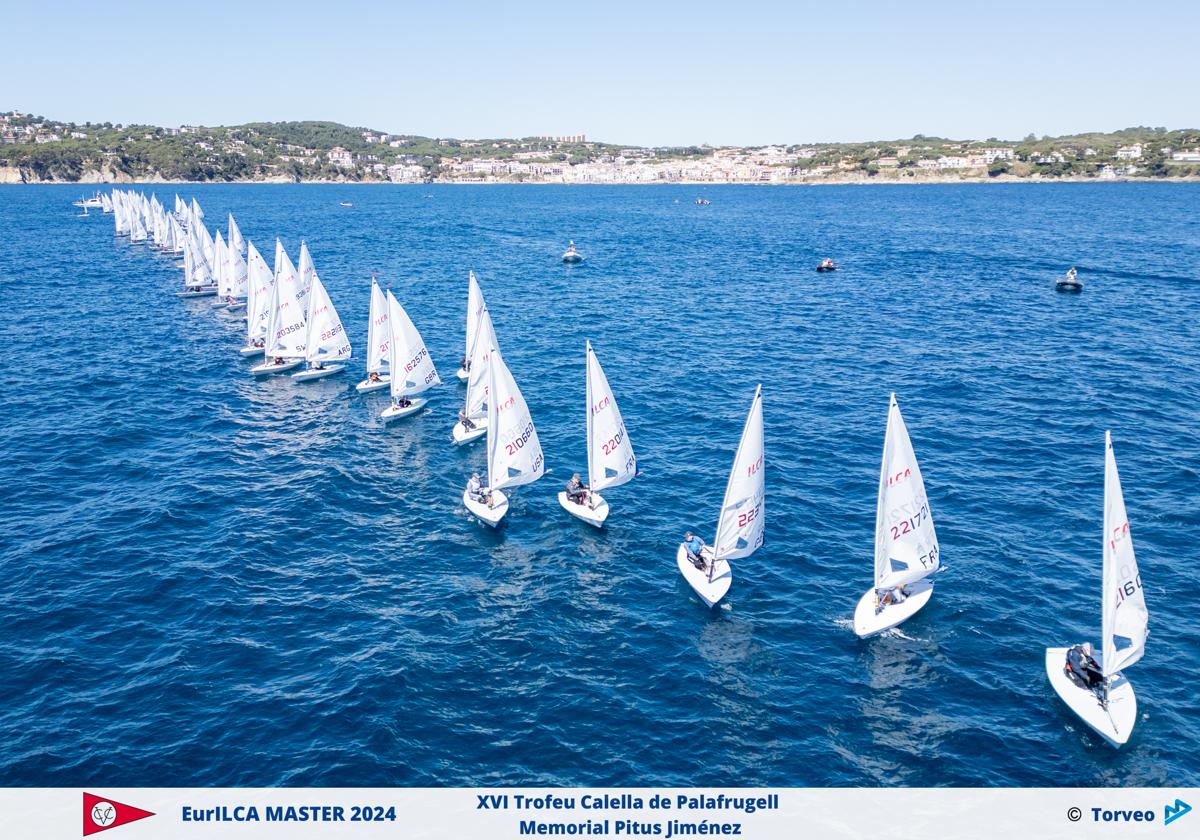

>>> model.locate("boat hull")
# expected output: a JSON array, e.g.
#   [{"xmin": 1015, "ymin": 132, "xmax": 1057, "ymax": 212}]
[
  {"xmin": 455, "ymin": 367, "xmax": 469, "ymax": 382},
  {"xmin": 249, "ymin": 359, "xmax": 303, "ymax": 376},
  {"xmin": 381, "ymin": 397, "xmax": 428, "ymax": 421},
  {"xmin": 463, "ymin": 488, "xmax": 508, "ymax": 527},
  {"xmin": 355, "ymin": 375, "xmax": 391, "ymax": 393},
  {"xmin": 292, "ymin": 364, "xmax": 345, "ymax": 382},
  {"xmin": 452, "ymin": 418, "xmax": 487, "ymax": 445},
  {"xmin": 562, "ymin": 254, "xmax": 583, "ymax": 264},
  {"xmin": 1045, "ymin": 647, "xmax": 1136, "ymax": 747},
  {"xmin": 675, "ymin": 544, "xmax": 731, "ymax": 607},
  {"xmin": 853, "ymin": 579, "xmax": 935, "ymax": 638},
  {"xmin": 558, "ymin": 491, "xmax": 609, "ymax": 527},
  {"xmin": 1056, "ymin": 281, "xmax": 1084, "ymax": 293},
  {"xmin": 177, "ymin": 288, "xmax": 217, "ymax": 298},
  {"xmin": 239, "ymin": 345, "xmax": 265, "ymax": 358}
]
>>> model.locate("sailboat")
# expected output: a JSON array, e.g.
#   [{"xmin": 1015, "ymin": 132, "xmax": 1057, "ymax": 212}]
[
  {"xmin": 250, "ymin": 242, "xmax": 306, "ymax": 375},
  {"xmin": 293, "ymin": 273, "xmax": 352, "ymax": 381},
  {"xmin": 380, "ymin": 290, "xmax": 440, "ymax": 420},
  {"xmin": 462, "ymin": 347, "xmax": 545, "ymax": 527},
  {"xmin": 676, "ymin": 385, "xmax": 764, "ymax": 607},
  {"xmin": 210, "ymin": 231, "xmax": 230, "ymax": 307},
  {"xmin": 452, "ymin": 307, "xmax": 497, "ymax": 445},
  {"xmin": 239, "ymin": 241, "xmax": 274, "ymax": 357},
  {"xmin": 1045, "ymin": 432, "xmax": 1149, "ymax": 748},
  {"xmin": 853, "ymin": 394, "xmax": 942, "ymax": 637},
  {"xmin": 456, "ymin": 271, "xmax": 485, "ymax": 382},
  {"xmin": 562, "ymin": 240, "xmax": 584, "ymax": 263},
  {"xmin": 356, "ymin": 276, "xmax": 392, "ymax": 393},
  {"xmin": 558, "ymin": 341, "xmax": 638, "ymax": 527}
]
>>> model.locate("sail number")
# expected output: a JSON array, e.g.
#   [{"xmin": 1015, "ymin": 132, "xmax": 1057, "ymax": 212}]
[
  {"xmin": 737, "ymin": 503, "xmax": 761, "ymax": 528},
  {"xmin": 505, "ymin": 422, "xmax": 536, "ymax": 456},
  {"xmin": 403, "ymin": 348, "xmax": 428, "ymax": 373},
  {"xmin": 601, "ymin": 425, "xmax": 626, "ymax": 456},
  {"xmin": 889, "ymin": 503, "xmax": 929, "ymax": 540}
]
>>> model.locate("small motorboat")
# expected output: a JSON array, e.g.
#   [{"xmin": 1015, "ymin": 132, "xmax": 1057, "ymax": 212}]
[
  {"xmin": 816, "ymin": 259, "xmax": 838, "ymax": 273},
  {"xmin": 1056, "ymin": 268, "xmax": 1083, "ymax": 293},
  {"xmin": 338, "ymin": 201, "xmax": 353, "ymax": 207},
  {"xmin": 695, "ymin": 197, "xmax": 711, "ymax": 205},
  {"xmin": 562, "ymin": 241, "xmax": 584, "ymax": 264}
]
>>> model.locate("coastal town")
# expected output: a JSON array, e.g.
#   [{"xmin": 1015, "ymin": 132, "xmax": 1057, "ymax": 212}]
[{"xmin": 2, "ymin": 110, "xmax": 1198, "ymax": 184}]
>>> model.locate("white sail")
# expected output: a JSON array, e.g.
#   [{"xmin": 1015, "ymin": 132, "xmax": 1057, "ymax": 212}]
[
  {"xmin": 191, "ymin": 197, "xmax": 204, "ymax": 222},
  {"xmin": 304, "ymin": 274, "xmax": 352, "ymax": 363},
  {"xmin": 712, "ymin": 385, "xmax": 765, "ymax": 562},
  {"xmin": 464, "ymin": 307, "xmax": 498, "ymax": 419},
  {"xmin": 129, "ymin": 205, "xmax": 147, "ymax": 242},
  {"xmin": 296, "ymin": 240, "xmax": 316, "ymax": 310},
  {"xmin": 213, "ymin": 231, "xmax": 229, "ymax": 297},
  {"xmin": 386, "ymin": 290, "xmax": 440, "ymax": 399},
  {"xmin": 228, "ymin": 234, "xmax": 248, "ymax": 298},
  {"xmin": 1101, "ymin": 432, "xmax": 1148, "ymax": 677},
  {"xmin": 227, "ymin": 213, "xmax": 245, "ymax": 255},
  {"xmin": 873, "ymin": 394, "xmax": 940, "ymax": 590},
  {"xmin": 464, "ymin": 271, "xmax": 484, "ymax": 364},
  {"xmin": 585, "ymin": 341, "xmax": 637, "ymax": 493},
  {"xmin": 264, "ymin": 242, "xmax": 306, "ymax": 359},
  {"xmin": 486, "ymin": 348, "xmax": 545, "ymax": 491},
  {"xmin": 245, "ymin": 241, "xmax": 273, "ymax": 343},
  {"xmin": 365, "ymin": 279, "xmax": 390, "ymax": 374}
]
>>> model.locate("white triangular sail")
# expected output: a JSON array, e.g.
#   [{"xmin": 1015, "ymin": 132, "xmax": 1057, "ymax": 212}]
[
  {"xmin": 263, "ymin": 241, "xmax": 306, "ymax": 359},
  {"xmin": 712, "ymin": 385, "xmax": 765, "ymax": 565},
  {"xmin": 464, "ymin": 271, "xmax": 484, "ymax": 364},
  {"xmin": 585, "ymin": 341, "xmax": 637, "ymax": 493},
  {"xmin": 365, "ymin": 278, "xmax": 390, "ymax": 374},
  {"xmin": 486, "ymin": 348, "xmax": 545, "ymax": 491},
  {"xmin": 191, "ymin": 198, "xmax": 204, "ymax": 222},
  {"xmin": 1101, "ymin": 432, "xmax": 1148, "ymax": 677},
  {"xmin": 873, "ymin": 394, "xmax": 940, "ymax": 591},
  {"xmin": 213, "ymin": 231, "xmax": 230, "ymax": 297},
  {"xmin": 463, "ymin": 308, "xmax": 498, "ymax": 420},
  {"xmin": 386, "ymin": 291, "xmax": 440, "ymax": 398},
  {"xmin": 304, "ymin": 274, "xmax": 352, "ymax": 363},
  {"xmin": 227, "ymin": 213, "xmax": 245, "ymax": 255},
  {"xmin": 245, "ymin": 241, "xmax": 273, "ymax": 343},
  {"xmin": 296, "ymin": 240, "xmax": 316, "ymax": 310}
]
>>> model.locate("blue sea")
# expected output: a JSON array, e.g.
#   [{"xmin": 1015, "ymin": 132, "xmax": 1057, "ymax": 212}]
[{"xmin": 1, "ymin": 183, "xmax": 1197, "ymax": 787}]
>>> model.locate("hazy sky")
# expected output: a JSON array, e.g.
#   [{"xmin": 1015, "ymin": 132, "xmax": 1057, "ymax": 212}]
[{"xmin": 4, "ymin": 0, "xmax": 1196, "ymax": 146}]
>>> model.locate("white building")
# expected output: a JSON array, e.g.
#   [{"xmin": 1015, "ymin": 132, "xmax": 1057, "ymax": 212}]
[
  {"xmin": 1171, "ymin": 149, "xmax": 1200, "ymax": 162},
  {"xmin": 1116, "ymin": 144, "xmax": 1143, "ymax": 160},
  {"xmin": 327, "ymin": 147, "xmax": 354, "ymax": 167}
]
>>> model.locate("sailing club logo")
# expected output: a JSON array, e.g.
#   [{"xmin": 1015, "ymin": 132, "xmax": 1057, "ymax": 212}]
[{"xmin": 83, "ymin": 792, "xmax": 155, "ymax": 835}]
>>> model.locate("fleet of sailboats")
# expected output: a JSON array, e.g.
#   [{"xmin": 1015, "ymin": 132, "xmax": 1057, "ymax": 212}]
[{"xmin": 97, "ymin": 189, "xmax": 1158, "ymax": 747}]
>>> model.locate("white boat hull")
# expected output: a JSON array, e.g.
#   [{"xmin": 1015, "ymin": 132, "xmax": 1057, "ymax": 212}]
[
  {"xmin": 1045, "ymin": 647, "xmax": 1136, "ymax": 748},
  {"xmin": 381, "ymin": 397, "xmax": 428, "ymax": 421},
  {"xmin": 292, "ymin": 364, "xmax": 345, "ymax": 382},
  {"xmin": 557, "ymin": 491, "xmax": 609, "ymax": 527},
  {"xmin": 177, "ymin": 288, "xmax": 217, "ymax": 298},
  {"xmin": 239, "ymin": 345, "xmax": 265, "ymax": 358},
  {"xmin": 226, "ymin": 302, "xmax": 247, "ymax": 312},
  {"xmin": 456, "ymin": 367, "xmax": 469, "ymax": 382},
  {"xmin": 853, "ymin": 579, "xmax": 935, "ymax": 638},
  {"xmin": 452, "ymin": 417, "xmax": 487, "ymax": 445},
  {"xmin": 249, "ymin": 359, "xmax": 303, "ymax": 376},
  {"xmin": 562, "ymin": 254, "xmax": 583, "ymax": 264},
  {"xmin": 463, "ymin": 488, "xmax": 508, "ymax": 527},
  {"xmin": 675, "ymin": 544, "xmax": 731, "ymax": 607},
  {"xmin": 355, "ymin": 375, "xmax": 390, "ymax": 393}
]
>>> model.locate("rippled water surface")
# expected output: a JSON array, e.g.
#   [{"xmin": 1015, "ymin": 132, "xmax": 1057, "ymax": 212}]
[{"xmin": 1, "ymin": 183, "xmax": 1197, "ymax": 787}]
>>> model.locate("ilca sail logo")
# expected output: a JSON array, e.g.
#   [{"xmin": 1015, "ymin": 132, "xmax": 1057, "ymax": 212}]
[{"xmin": 83, "ymin": 792, "xmax": 155, "ymax": 836}]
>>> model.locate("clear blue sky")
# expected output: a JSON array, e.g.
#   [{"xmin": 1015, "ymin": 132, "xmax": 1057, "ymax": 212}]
[{"xmin": 4, "ymin": 0, "xmax": 1196, "ymax": 146}]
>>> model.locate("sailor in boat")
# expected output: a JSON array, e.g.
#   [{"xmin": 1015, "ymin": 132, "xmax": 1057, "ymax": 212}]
[
  {"xmin": 272, "ymin": 356, "xmax": 285, "ymax": 366},
  {"xmin": 877, "ymin": 585, "xmax": 909, "ymax": 611},
  {"xmin": 564, "ymin": 473, "xmax": 588, "ymax": 506},
  {"xmin": 1065, "ymin": 267, "xmax": 1078, "ymax": 283},
  {"xmin": 312, "ymin": 361, "xmax": 326, "ymax": 371},
  {"xmin": 252, "ymin": 338, "xmax": 265, "ymax": 350},
  {"xmin": 460, "ymin": 356, "xmax": 471, "ymax": 374},
  {"xmin": 368, "ymin": 371, "xmax": 382, "ymax": 384},
  {"xmin": 466, "ymin": 473, "xmax": 491, "ymax": 506},
  {"xmin": 818, "ymin": 258, "xmax": 837, "ymax": 271},
  {"xmin": 394, "ymin": 396, "xmax": 413, "ymax": 409},
  {"xmin": 683, "ymin": 531, "xmax": 707, "ymax": 570},
  {"xmin": 1064, "ymin": 642, "xmax": 1105, "ymax": 692},
  {"xmin": 458, "ymin": 407, "xmax": 477, "ymax": 432}
]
